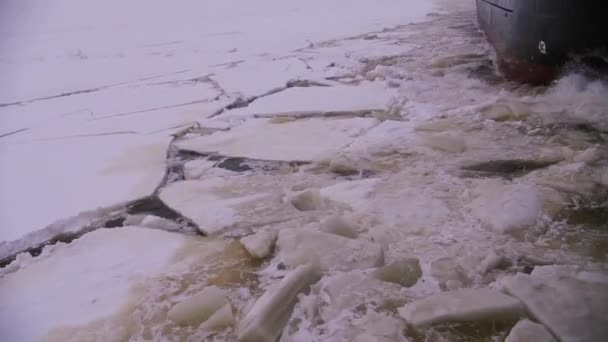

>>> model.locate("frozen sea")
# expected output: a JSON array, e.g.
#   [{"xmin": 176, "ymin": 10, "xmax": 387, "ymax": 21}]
[{"xmin": 1, "ymin": 0, "xmax": 607, "ymax": 341}]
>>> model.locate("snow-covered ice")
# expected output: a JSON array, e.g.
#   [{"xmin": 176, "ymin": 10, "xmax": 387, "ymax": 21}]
[
  {"xmin": 0, "ymin": 227, "xmax": 189, "ymax": 342},
  {"xmin": 2, "ymin": 0, "xmax": 608, "ymax": 340},
  {"xmin": 0, "ymin": 134, "xmax": 170, "ymax": 242}
]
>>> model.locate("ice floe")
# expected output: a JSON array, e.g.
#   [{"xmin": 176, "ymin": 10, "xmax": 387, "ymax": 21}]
[
  {"xmin": 398, "ymin": 288, "xmax": 524, "ymax": 328},
  {"xmin": 0, "ymin": 227, "xmax": 189, "ymax": 342},
  {"xmin": 176, "ymin": 117, "xmax": 379, "ymax": 162},
  {"xmin": 501, "ymin": 265, "xmax": 608, "ymax": 342},
  {"xmin": 276, "ymin": 228, "xmax": 384, "ymax": 271}
]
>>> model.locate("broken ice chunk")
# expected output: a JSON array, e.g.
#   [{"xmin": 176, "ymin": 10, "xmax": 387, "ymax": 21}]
[
  {"xmin": 288, "ymin": 188, "xmax": 326, "ymax": 211},
  {"xmin": 123, "ymin": 214, "xmax": 182, "ymax": 231},
  {"xmin": 240, "ymin": 230, "xmax": 278, "ymax": 259},
  {"xmin": 158, "ymin": 179, "xmax": 274, "ymax": 235},
  {"xmin": 371, "ymin": 258, "xmax": 422, "ymax": 287},
  {"xmin": 599, "ymin": 167, "xmax": 608, "ymax": 187},
  {"xmin": 398, "ymin": 288, "xmax": 524, "ymax": 327},
  {"xmin": 319, "ymin": 272, "xmax": 406, "ymax": 321},
  {"xmin": 480, "ymin": 103, "xmax": 528, "ymax": 122},
  {"xmin": 198, "ymin": 303, "xmax": 234, "ymax": 332},
  {"xmin": 237, "ymin": 263, "xmax": 321, "ymax": 342},
  {"xmin": 167, "ymin": 286, "xmax": 229, "ymax": 327},
  {"xmin": 505, "ymin": 319, "xmax": 556, "ymax": 342},
  {"xmin": 476, "ymin": 250, "xmax": 511, "ymax": 276},
  {"xmin": 277, "ymin": 229, "xmax": 384, "ymax": 271},
  {"xmin": 430, "ymin": 257, "xmax": 470, "ymax": 290},
  {"xmin": 320, "ymin": 215, "xmax": 359, "ymax": 238},
  {"xmin": 182, "ymin": 159, "xmax": 217, "ymax": 179},
  {"xmin": 470, "ymin": 181, "xmax": 564, "ymax": 234},
  {"xmin": 501, "ymin": 266, "xmax": 608, "ymax": 342},
  {"xmin": 420, "ymin": 132, "xmax": 466, "ymax": 153}
]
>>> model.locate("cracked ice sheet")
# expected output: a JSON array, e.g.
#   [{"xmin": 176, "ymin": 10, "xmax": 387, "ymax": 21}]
[
  {"xmin": 0, "ymin": 133, "xmax": 170, "ymax": 243},
  {"xmin": 0, "ymin": 80, "xmax": 224, "ymax": 142},
  {"xmin": 1, "ymin": 0, "xmax": 435, "ymax": 105},
  {"xmin": 159, "ymin": 174, "xmax": 303, "ymax": 235},
  {"xmin": 219, "ymin": 82, "xmax": 395, "ymax": 120},
  {"xmin": 178, "ymin": 117, "xmax": 379, "ymax": 162},
  {"xmin": 0, "ymin": 227, "xmax": 189, "ymax": 342}
]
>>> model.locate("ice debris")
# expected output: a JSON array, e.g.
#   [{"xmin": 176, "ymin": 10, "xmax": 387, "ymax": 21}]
[
  {"xmin": 505, "ymin": 319, "xmax": 556, "ymax": 342},
  {"xmin": 276, "ymin": 229, "xmax": 384, "ymax": 271},
  {"xmin": 237, "ymin": 263, "xmax": 321, "ymax": 342},
  {"xmin": 319, "ymin": 272, "xmax": 406, "ymax": 321},
  {"xmin": 319, "ymin": 215, "xmax": 359, "ymax": 238},
  {"xmin": 430, "ymin": 257, "xmax": 470, "ymax": 290},
  {"xmin": 477, "ymin": 250, "xmax": 511, "ymax": 276},
  {"xmin": 167, "ymin": 286, "xmax": 229, "ymax": 327},
  {"xmin": 288, "ymin": 189, "xmax": 326, "ymax": 211},
  {"xmin": 371, "ymin": 258, "xmax": 422, "ymax": 287},
  {"xmin": 470, "ymin": 181, "xmax": 563, "ymax": 234},
  {"xmin": 198, "ymin": 303, "xmax": 234, "ymax": 332},
  {"xmin": 240, "ymin": 230, "xmax": 277, "ymax": 259},
  {"xmin": 124, "ymin": 214, "xmax": 182, "ymax": 231},
  {"xmin": 398, "ymin": 288, "xmax": 524, "ymax": 327},
  {"xmin": 159, "ymin": 179, "xmax": 272, "ymax": 235},
  {"xmin": 420, "ymin": 132, "xmax": 466, "ymax": 153},
  {"xmin": 501, "ymin": 265, "xmax": 608, "ymax": 342},
  {"xmin": 182, "ymin": 159, "xmax": 217, "ymax": 180}
]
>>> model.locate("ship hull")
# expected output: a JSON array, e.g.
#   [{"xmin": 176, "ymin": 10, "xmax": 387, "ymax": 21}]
[{"xmin": 476, "ymin": 0, "xmax": 607, "ymax": 84}]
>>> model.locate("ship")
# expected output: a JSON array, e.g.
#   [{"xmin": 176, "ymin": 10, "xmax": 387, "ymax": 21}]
[{"xmin": 476, "ymin": 0, "xmax": 608, "ymax": 84}]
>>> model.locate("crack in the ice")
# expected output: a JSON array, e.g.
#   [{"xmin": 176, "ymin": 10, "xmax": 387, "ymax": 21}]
[
  {"xmin": 0, "ymin": 206, "xmax": 127, "ymax": 268},
  {"xmin": 0, "ymin": 87, "xmax": 105, "ymax": 108},
  {"xmin": 208, "ymin": 79, "xmax": 330, "ymax": 118},
  {"xmin": 35, "ymin": 131, "xmax": 137, "ymax": 141},
  {"xmin": 0, "ymin": 128, "xmax": 28, "ymax": 139},
  {"xmin": 0, "ymin": 194, "xmax": 201, "ymax": 269},
  {"xmin": 0, "ymin": 70, "xmax": 191, "ymax": 108},
  {"xmin": 144, "ymin": 75, "xmax": 213, "ymax": 86},
  {"xmin": 211, "ymin": 59, "xmax": 246, "ymax": 68},
  {"xmin": 253, "ymin": 108, "xmax": 382, "ymax": 120}
]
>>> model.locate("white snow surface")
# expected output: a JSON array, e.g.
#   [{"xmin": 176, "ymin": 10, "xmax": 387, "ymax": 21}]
[
  {"xmin": 0, "ymin": 0, "xmax": 435, "ymax": 104},
  {"xmin": 0, "ymin": 226, "xmax": 189, "ymax": 342},
  {"xmin": 1, "ymin": 0, "xmax": 435, "ymax": 243},
  {"xmin": 0, "ymin": 134, "xmax": 170, "ymax": 242},
  {"xmin": 2, "ymin": 0, "xmax": 608, "ymax": 341}
]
